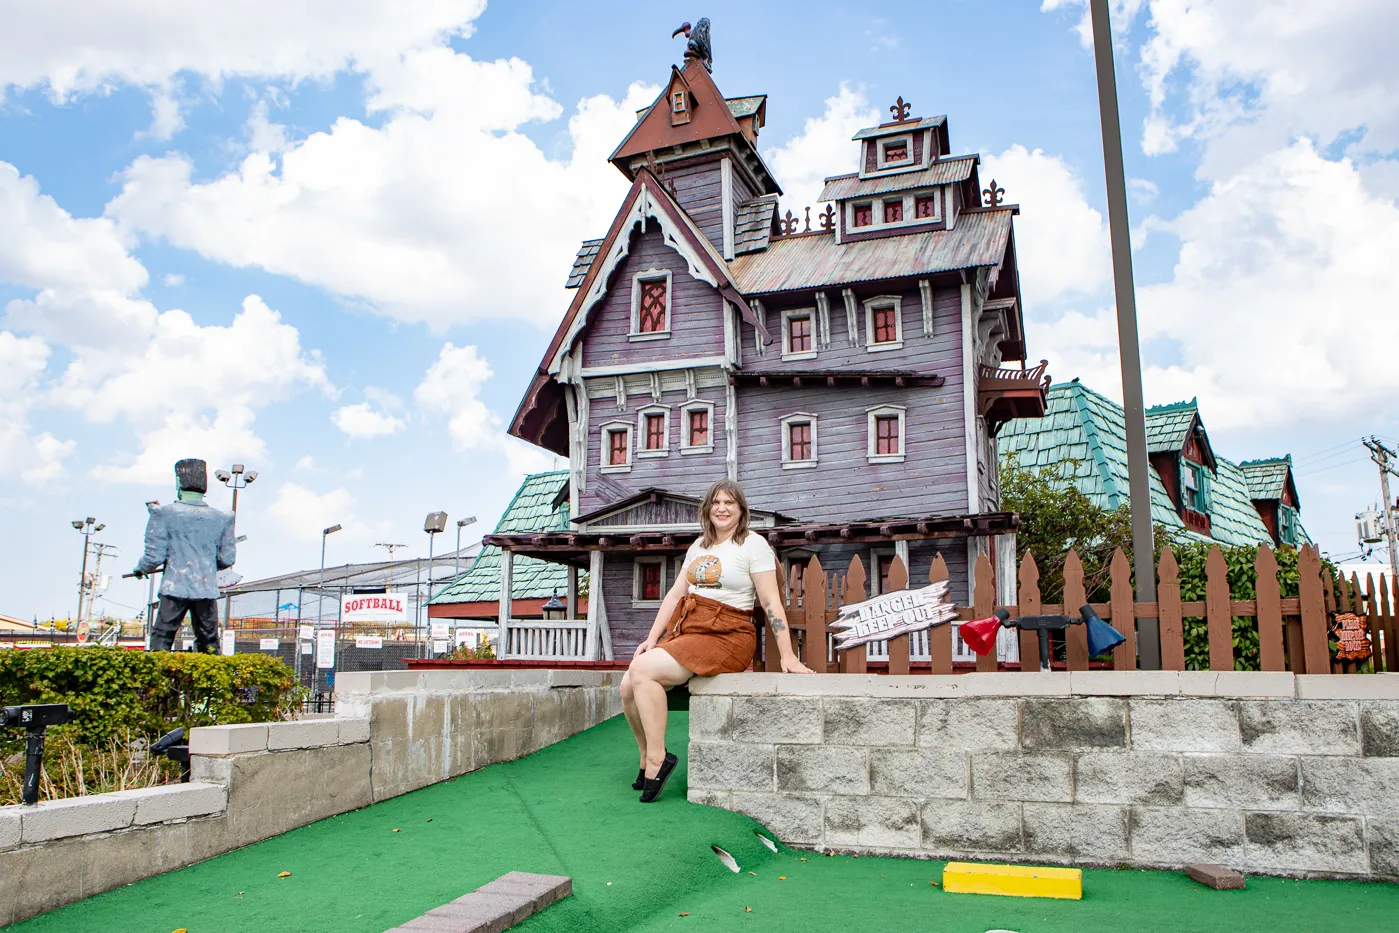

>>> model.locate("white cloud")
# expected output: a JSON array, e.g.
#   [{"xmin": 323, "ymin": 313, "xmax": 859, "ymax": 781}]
[
  {"xmin": 294, "ymin": 455, "xmax": 317, "ymax": 472},
  {"xmin": 263, "ymin": 482, "xmax": 362, "ymax": 545},
  {"xmin": 332, "ymin": 402, "xmax": 405, "ymax": 438},
  {"xmin": 764, "ymin": 83, "xmax": 880, "ymax": 217},
  {"xmin": 103, "ymin": 52, "xmax": 657, "ymax": 329},
  {"xmin": 982, "ymin": 145, "xmax": 1112, "ymax": 307},
  {"xmin": 1040, "ymin": 0, "xmax": 1148, "ymax": 48},
  {"xmin": 0, "ymin": 331, "xmax": 73, "ymax": 484},
  {"xmin": 161, "ymin": 273, "xmax": 184, "ymax": 286}
]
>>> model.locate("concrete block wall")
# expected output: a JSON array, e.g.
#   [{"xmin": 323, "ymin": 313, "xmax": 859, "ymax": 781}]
[
  {"xmin": 687, "ymin": 671, "xmax": 1399, "ymax": 880},
  {"xmin": 0, "ymin": 668, "xmax": 622, "ymax": 926}
]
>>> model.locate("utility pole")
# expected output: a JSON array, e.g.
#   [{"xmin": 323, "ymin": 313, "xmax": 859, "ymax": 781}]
[
  {"xmin": 84, "ymin": 543, "xmax": 119, "ymax": 632},
  {"xmin": 1363, "ymin": 437, "xmax": 1399, "ymax": 588},
  {"xmin": 375, "ymin": 542, "xmax": 407, "ymax": 564},
  {"xmin": 70, "ymin": 517, "xmax": 104, "ymax": 629}
]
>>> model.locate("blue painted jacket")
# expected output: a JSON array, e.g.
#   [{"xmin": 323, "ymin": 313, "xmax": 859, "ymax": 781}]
[{"xmin": 136, "ymin": 500, "xmax": 237, "ymax": 600}]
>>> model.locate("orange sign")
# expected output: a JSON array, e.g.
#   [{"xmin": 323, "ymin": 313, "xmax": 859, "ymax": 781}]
[{"xmin": 1331, "ymin": 612, "xmax": 1371, "ymax": 661}]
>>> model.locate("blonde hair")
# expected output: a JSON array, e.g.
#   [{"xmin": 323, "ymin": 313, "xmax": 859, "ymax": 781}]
[{"xmin": 699, "ymin": 479, "xmax": 751, "ymax": 548}]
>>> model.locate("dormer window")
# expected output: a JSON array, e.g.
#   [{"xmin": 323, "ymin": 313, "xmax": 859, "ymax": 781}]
[
  {"xmin": 852, "ymin": 203, "xmax": 873, "ymax": 227},
  {"xmin": 671, "ymin": 89, "xmax": 690, "ymax": 126},
  {"xmin": 630, "ymin": 270, "xmax": 672, "ymax": 341},
  {"xmin": 782, "ymin": 308, "xmax": 817, "ymax": 361},
  {"xmin": 1182, "ymin": 460, "xmax": 1211, "ymax": 513},
  {"xmin": 916, "ymin": 194, "xmax": 938, "ymax": 219},
  {"xmin": 883, "ymin": 199, "xmax": 903, "ymax": 223},
  {"xmin": 877, "ymin": 135, "xmax": 914, "ymax": 169},
  {"xmin": 1279, "ymin": 504, "xmax": 1299, "ymax": 546}
]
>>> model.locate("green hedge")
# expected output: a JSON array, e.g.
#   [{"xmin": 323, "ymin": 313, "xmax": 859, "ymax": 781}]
[{"xmin": 0, "ymin": 648, "xmax": 304, "ymax": 754}]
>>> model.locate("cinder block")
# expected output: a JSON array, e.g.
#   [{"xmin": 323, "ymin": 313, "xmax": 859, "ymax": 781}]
[
  {"xmin": 777, "ymin": 745, "xmax": 867, "ymax": 794},
  {"xmin": 1240, "ymin": 701, "xmax": 1359, "ymax": 756},
  {"xmin": 687, "ymin": 788, "xmax": 732, "ymax": 809},
  {"xmin": 1295, "ymin": 674, "xmax": 1399, "ymax": 700},
  {"xmin": 188, "ymin": 723, "xmax": 269, "ymax": 755},
  {"xmin": 822, "ymin": 698, "xmax": 916, "ymax": 746},
  {"xmin": 920, "ymin": 799, "xmax": 1023, "ymax": 854},
  {"xmin": 728, "ymin": 696, "xmax": 822, "ymax": 744},
  {"xmin": 775, "ymin": 673, "xmax": 967, "ymax": 698},
  {"xmin": 1179, "ymin": 671, "xmax": 1295, "ymax": 698},
  {"xmin": 1129, "ymin": 806, "xmax": 1245, "ymax": 867},
  {"xmin": 336, "ymin": 717, "xmax": 371, "ymax": 745},
  {"xmin": 942, "ymin": 861, "xmax": 1082, "ymax": 899},
  {"xmin": 115, "ymin": 783, "xmax": 227, "ymax": 825},
  {"xmin": 1359, "ymin": 702, "xmax": 1399, "ymax": 757},
  {"xmin": 1243, "ymin": 812, "xmax": 1367, "ymax": 875},
  {"xmin": 1368, "ymin": 817, "xmax": 1399, "ymax": 876},
  {"xmin": 20, "ymin": 794, "xmax": 136, "ymax": 843},
  {"xmin": 688, "ymin": 742, "xmax": 775, "ymax": 792},
  {"xmin": 917, "ymin": 698, "xmax": 1018, "ymax": 750},
  {"xmin": 730, "ymin": 792, "xmax": 825, "ymax": 845},
  {"xmin": 190, "ymin": 755, "xmax": 232, "ymax": 785},
  {"xmin": 1021, "ymin": 698, "xmax": 1126, "ymax": 750},
  {"xmin": 869, "ymin": 748, "xmax": 967, "ymax": 799},
  {"xmin": 688, "ymin": 696, "xmax": 731, "ymax": 741},
  {"xmin": 1300, "ymin": 756, "xmax": 1399, "ymax": 815},
  {"xmin": 825, "ymin": 795, "xmax": 920, "ymax": 849},
  {"xmin": 971, "ymin": 752, "xmax": 1073, "ymax": 803},
  {"xmin": 1129, "ymin": 699, "xmax": 1240, "ymax": 753},
  {"xmin": 688, "ymin": 673, "xmax": 782, "ymax": 695},
  {"xmin": 1023, "ymin": 802, "xmax": 1129, "ymax": 861},
  {"xmin": 1183, "ymin": 755, "xmax": 1299, "ymax": 811},
  {"xmin": 266, "ymin": 718, "xmax": 341, "ymax": 750},
  {"xmin": 0, "ymin": 809, "xmax": 20, "ymax": 849},
  {"xmin": 1074, "ymin": 752, "xmax": 1183, "ymax": 805}
]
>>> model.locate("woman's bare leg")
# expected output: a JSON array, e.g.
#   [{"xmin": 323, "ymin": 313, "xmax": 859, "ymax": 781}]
[
  {"xmin": 619, "ymin": 673, "xmax": 647, "ymax": 769},
  {"xmin": 626, "ymin": 648, "xmax": 694, "ymax": 777}
]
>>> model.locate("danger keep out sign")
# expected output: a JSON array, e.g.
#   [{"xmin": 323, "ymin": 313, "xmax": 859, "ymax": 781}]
[{"xmin": 340, "ymin": 593, "xmax": 408, "ymax": 625}]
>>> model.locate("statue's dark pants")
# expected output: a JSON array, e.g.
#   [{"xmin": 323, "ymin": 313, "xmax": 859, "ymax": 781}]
[{"xmin": 151, "ymin": 596, "xmax": 220, "ymax": 653}]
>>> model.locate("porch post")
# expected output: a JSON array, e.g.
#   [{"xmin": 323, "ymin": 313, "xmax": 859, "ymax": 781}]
[
  {"xmin": 566, "ymin": 564, "xmax": 579, "ymax": 620},
  {"xmin": 498, "ymin": 548, "xmax": 514, "ymax": 658},
  {"xmin": 585, "ymin": 551, "xmax": 604, "ymax": 660}
]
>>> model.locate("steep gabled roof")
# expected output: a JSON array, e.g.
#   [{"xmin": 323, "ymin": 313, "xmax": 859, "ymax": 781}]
[
  {"xmin": 1240, "ymin": 456, "xmax": 1301, "ymax": 509},
  {"xmin": 431, "ymin": 472, "xmax": 572, "ymax": 606},
  {"xmin": 511, "ymin": 168, "xmax": 769, "ymax": 455},
  {"xmin": 611, "ymin": 62, "xmax": 747, "ymax": 167}
]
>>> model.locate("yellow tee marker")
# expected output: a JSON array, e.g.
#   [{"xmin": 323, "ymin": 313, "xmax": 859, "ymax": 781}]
[{"xmin": 941, "ymin": 862, "xmax": 1082, "ymax": 900}]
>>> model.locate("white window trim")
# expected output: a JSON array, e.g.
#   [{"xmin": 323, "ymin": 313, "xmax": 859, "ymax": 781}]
[
  {"xmin": 863, "ymin": 296, "xmax": 904, "ymax": 352},
  {"xmin": 635, "ymin": 404, "xmax": 671, "ymax": 458},
  {"xmin": 780, "ymin": 412, "xmax": 819, "ymax": 470},
  {"xmin": 869, "ymin": 547, "xmax": 897, "ymax": 595},
  {"xmin": 848, "ymin": 199, "xmax": 876, "ymax": 230},
  {"xmin": 876, "ymin": 134, "xmax": 915, "ymax": 170},
  {"xmin": 680, "ymin": 399, "xmax": 715, "ymax": 455},
  {"xmin": 781, "ymin": 307, "xmax": 819, "ymax": 361},
  {"xmin": 633, "ymin": 557, "xmax": 668, "ymax": 607},
  {"xmin": 912, "ymin": 188, "xmax": 942, "ymax": 223},
  {"xmin": 629, "ymin": 268, "xmax": 673, "ymax": 342},
  {"xmin": 866, "ymin": 405, "xmax": 907, "ymax": 464},
  {"xmin": 846, "ymin": 188, "xmax": 942, "ymax": 234},
  {"xmin": 599, "ymin": 420, "xmax": 633, "ymax": 473}
]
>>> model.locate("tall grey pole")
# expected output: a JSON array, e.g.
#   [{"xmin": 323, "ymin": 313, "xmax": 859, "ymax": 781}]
[
  {"xmin": 75, "ymin": 535, "xmax": 90, "ymax": 628},
  {"xmin": 1364, "ymin": 439, "xmax": 1399, "ymax": 588},
  {"xmin": 1090, "ymin": 0, "xmax": 1159, "ymax": 668},
  {"xmin": 454, "ymin": 523, "xmax": 462, "ymax": 582}
]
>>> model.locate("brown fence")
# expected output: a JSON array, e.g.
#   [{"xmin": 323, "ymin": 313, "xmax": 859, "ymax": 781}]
[{"xmin": 759, "ymin": 543, "xmax": 1394, "ymax": 676}]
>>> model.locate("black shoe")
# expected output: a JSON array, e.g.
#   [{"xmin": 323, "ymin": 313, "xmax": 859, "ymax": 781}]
[
  {"xmin": 631, "ymin": 768, "xmax": 646, "ymax": 791},
  {"xmin": 639, "ymin": 752, "xmax": 678, "ymax": 803}
]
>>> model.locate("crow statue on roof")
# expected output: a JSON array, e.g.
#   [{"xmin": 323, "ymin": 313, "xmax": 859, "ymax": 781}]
[{"xmin": 671, "ymin": 17, "xmax": 712, "ymax": 72}]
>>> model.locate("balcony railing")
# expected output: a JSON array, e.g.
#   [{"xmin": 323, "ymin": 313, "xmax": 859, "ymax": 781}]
[{"xmin": 501, "ymin": 619, "xmax": 591, "ymax": 661}]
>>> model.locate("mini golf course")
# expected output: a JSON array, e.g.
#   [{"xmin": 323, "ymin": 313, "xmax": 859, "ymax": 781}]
[{"xmin": 13, "ymin": 713, "xmax": 1398, "ymax": 933}]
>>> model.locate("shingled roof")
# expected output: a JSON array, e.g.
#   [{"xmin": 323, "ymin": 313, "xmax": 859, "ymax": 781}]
[
  {"xmin": 1240, "ymin": 456, "xmax": 1299, "ymax": 506},
  {"xmin": 734, "ymin": 194, "xmax": 778, "ymax": 254},
  {"xmin": 431, "ymin": 471, "xmax": 575, "ymax": 606},
  {"xmin": 818, "ymin": 155, "xmax": 978, "ymax": 202},
  {"xmin": 998, "ymin": 382, "xmax": 1288, "ymax": 546},
  {"xmin": 565, "ymin": 238, "xmax": 603, "ymax": 289}
]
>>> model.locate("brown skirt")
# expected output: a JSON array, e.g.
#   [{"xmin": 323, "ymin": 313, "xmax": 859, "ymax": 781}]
[{"xmin": 656, "ymin": 593, "xmax": 757, "ymax": 677}]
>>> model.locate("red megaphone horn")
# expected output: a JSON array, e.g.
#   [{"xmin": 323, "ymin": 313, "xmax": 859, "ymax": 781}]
[{"xmin": 961, "ymin": 610, "xmax": 1010, "ymax": 656}]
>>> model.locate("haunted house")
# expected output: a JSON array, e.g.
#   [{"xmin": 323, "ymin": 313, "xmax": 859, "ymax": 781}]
[{"xmin": 501, "ymin": 52, "xmax": 1047, "ymax": 659}]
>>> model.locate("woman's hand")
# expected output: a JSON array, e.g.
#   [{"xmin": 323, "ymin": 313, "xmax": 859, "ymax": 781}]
[
  {"xmin": 780, "ymin": 654, "xmax": 815, "ymax": 674},
  {"xmin": 634, "ymin": 638, "xmax": 657, "ymax": 659}
]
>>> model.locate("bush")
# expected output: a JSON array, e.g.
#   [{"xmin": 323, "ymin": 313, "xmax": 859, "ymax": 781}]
[{"xmin": 0, "ymin": 648, "xmax": 304, "ymax": 756}]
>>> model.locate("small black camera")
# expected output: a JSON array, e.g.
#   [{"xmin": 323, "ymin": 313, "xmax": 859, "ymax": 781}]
[{"xmin": 0, "ymin": 704, "xmax": 74, "ymax": 730}]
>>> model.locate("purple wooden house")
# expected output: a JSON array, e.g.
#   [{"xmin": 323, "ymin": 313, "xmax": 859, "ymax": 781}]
[{"xmin": 499, "ymin": 57, "xmax": 1048, "ymax": 661}]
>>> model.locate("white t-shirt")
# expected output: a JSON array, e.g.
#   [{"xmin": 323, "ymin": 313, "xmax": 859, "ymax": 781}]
[{"xmin": 682, "ymin": 532, "xmax": 777, "ymax": 611}]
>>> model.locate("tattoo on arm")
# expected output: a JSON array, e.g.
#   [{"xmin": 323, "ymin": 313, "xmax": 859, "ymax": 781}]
[{"xmin": 768, "ymin": 614, "xmax": 788, "ymax": 633}]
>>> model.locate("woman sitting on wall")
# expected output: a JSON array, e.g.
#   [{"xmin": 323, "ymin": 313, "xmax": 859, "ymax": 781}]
[{"xmin": 620, "ymin": 478, "xmax": 813, "ymax": 802}]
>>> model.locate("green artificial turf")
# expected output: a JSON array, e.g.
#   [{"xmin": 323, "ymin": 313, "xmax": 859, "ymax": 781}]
[{"xmin": 14, "ymin": 713, "xmax": 1398, "ymax": 933}]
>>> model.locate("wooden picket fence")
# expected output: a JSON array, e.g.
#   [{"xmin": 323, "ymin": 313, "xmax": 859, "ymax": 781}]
[{"xmin": 759, "ymin": 543, "xmax": 1396, "ymax": 675}]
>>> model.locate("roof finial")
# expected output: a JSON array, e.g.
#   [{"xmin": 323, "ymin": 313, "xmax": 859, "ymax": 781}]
[
  {"xmin": 671, "ymin": 17, "xmax": 713, "ymax": 72},
  {"xmin": 889, "ymin": 96, "xmax": 912, "ymax": 122},
  {"xmin": 982, "ymin": 179, "xmax": 1006, "ymax": 207}
]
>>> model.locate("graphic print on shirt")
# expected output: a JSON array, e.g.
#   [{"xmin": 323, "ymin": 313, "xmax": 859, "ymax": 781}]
[{"xmin": 687, "ymin": 555, "xmax": 723, "ymax": 587}]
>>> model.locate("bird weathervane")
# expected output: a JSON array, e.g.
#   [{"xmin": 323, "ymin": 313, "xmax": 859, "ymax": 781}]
[{"xmin": 672, "ymin": 18, "xmax": 713, "ymax": 72}]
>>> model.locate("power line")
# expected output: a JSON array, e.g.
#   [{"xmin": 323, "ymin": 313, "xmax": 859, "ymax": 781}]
[{"xmin": 1294, "ymin": 437, "xmax": 1364, "ymax": 464}]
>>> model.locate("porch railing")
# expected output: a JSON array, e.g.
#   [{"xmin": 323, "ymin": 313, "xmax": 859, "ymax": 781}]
[{"xmin": 501, "ymin": 619, "xmax": 591, "ymax": 661}]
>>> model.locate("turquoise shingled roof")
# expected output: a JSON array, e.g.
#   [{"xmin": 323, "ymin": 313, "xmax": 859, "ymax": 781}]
[
  {"xmin": 1144, "ymin": 398, "xmax": 1202, "ymax": 454},
  {"xmin": 1239, "ymin": 456, "xmax": 1295, "ymax": 503},
  {"xmin": 998, "ymin": 382, "xmax": 1289, "ymax": 547},
  {"xmin": 431, "ymin": 471, "xmax": 574, "ymax": 606}
]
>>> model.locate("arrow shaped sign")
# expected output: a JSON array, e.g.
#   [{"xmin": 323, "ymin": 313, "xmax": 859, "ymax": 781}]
[{"xmin": 828, "ymin": 580, "xmax": 957, "ymax": 651}]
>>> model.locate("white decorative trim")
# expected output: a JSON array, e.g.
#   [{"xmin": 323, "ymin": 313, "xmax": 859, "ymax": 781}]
[
  {"xmin": 866, "ymin": 404, "xmax": 907, "ymax": 464},
  {"xmin": 613, "ymin": 375, "xmax": 627, "ymax": 412},
  {"xmin": 725, "ymin": 380, "xmax": 738, "ymax": 480},
  {"xmin": 580, "ymin": 356, "xmax": 727, "ymax": 379},
  {"xmin": 599, "ymin": 420, "xmax": 634, "ymax": 474},
  {"xmin": 780, "ymin": 412, "xmax": 819, "ymax": 470},
  {"xmin": 566, "ymin": 382, "xmax": 583, "ymax": 514},
  {"xmin": 842, "ymin": 288, "xmax": 859, "ymax": 347},
  {"xmin": 868, "ymin": 547, "xmax": 896, "ymax": 595},
  {"xmin": 919, "ymin": 279, "xmax": 933, "ymax": 337},
  {"xmin": 628, "ymin": 268, "xmax": 672, "ymax": 341},
  {"xmin": 635, "ymin": 404, "xmax": 671, "ymax": 458},
  {"xmin": 680, "ymin": 399, "xmax": 716, "ymax": 455},
  {"xmin": 649, "ymin": 371, "xmax": 662, "ymax": 401},
  {"xmin": 781, "ymin": 307, "xmax": 818, "ymax": 361},
  {"xmin": 961, "ymin": 282, "xmax": 978, "ymax": 512},
  {"xmin": 632, "ymin": 556, "xmax": 668, "ymax": 608},
  {"xmin": 876, "ymin": 134, "xmax": 915, "ymax": 170},
  {"xmin": 684, "ymin": 368, "xmax": 698, "ymax": 399},
  {"xmin": 721, "ymin": 157, "xmax": 735, "ymax": 261},
  {"xmin": 751, "ymin": 299, "xmax": 766, "ymax": 356},
  {"xmin": 722, "ymin": 300, "xmax": 737, "ymax": 366},
  {"xmin": 814, "ymin": 291, "xmax": 832, "ymax": 349},
  {"xmin": 863, "ymin": 295, "xmax": 904, "ymax": 352}
]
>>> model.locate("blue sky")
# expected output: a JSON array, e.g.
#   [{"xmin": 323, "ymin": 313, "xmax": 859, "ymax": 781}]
[{"xmin": 3, "ymin": 0, "xmax": 1398, "ymax": 620}]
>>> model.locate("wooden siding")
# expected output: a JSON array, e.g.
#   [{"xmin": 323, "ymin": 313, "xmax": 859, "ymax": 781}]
[
  {"xmin": 747, "ymin": 283, "xmax": 963, "ymax": 375},
  {"xmin": 667, "ymin": 159, "xmax": 727, "ymax": 252},
  {"xmin": 601, "ymin": 552, "xmax": 665, "ymax": 653},
  {"xmin": 581, "ymin": 387, "xmax": 729, "ymax": 516},
  {"xmin": 581, "ymin": 221, "xmax": 727, "ymax": 369},
  {"xmin": 736, "ymin": 381, "xmax": 968, "ymax": 523},
  {"xmin": 591, "ymin": 497, "xmax": 700, "ymax": 527}
]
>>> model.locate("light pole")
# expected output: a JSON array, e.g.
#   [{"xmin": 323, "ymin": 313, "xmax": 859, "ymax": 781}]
[
  {"xmin": 213, "ymin": 464, "xmax": 258, "ymax": 531},
  {"xmin": 454, "ymin": 516, "xmax": 478, "ymax": 581},
  {"xmin": 142, "ymin": 501, "xmax": 160, "ymax": 646},
  {"xmin": 318, "ymin": 524, "xmax": 342, "ymax": 694},
  {"xmin": 71, "ymin": 517, "xmax": 105, "ymax": 629},
  {"xmin": 423, "ymin": 512, "xmax": 448, "ymax": 656}
]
